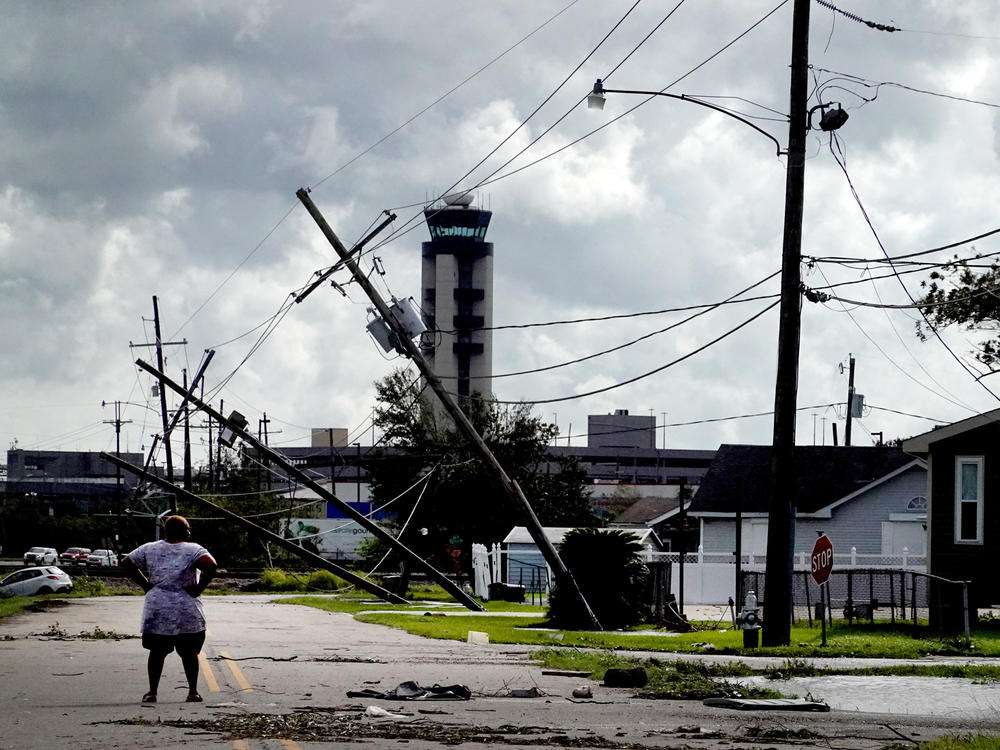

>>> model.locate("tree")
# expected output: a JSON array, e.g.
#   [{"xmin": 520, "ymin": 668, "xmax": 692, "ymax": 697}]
[
  {"xmin": 368, "ymin": 369, "xmax": 598, "ymax": 576},
  {"xmin": 547, "ymin": 527, "xmax": 648, "ymax": 629},
  {"xmin": 916, "ymin": 254, "xmax": 1000, "ymax": 368},
  {"xmin": 185, "ymin": 447, "xmax": 304, "ymax": 567}
]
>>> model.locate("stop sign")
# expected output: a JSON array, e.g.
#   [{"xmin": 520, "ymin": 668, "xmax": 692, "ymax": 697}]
[{"xmin": 810, "ymin": 534, "xmax": 834, "ymax": 585}]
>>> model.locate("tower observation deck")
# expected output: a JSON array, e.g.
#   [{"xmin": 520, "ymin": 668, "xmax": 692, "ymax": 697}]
[{"xmin": 420, "ymin": 193, "xmax": 493, "ymax": 401}]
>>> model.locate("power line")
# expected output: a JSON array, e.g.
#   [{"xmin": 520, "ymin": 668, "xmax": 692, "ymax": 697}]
[
  {"xmin": 365, "ymin": 0, "xmax": 655, "ymax": 258},
  {"xmin": 475, "ymin": 0, "xmax": 791, "ymax": 193},
  {"xmin": 804, "ymin": 225, "xmax": 1000, "ymax": 265},
  {"xmin": 452, "ymin": 271, "xmax": 781, "ymax": 381},
  {"xmin": 829, "ymin": 132, "xmax": 1000, "ymax": 403},
  {"xmin": 436, "ymin": 270, "xmax": 781, "ymax": 335},
  {"xmin": 308, "ymin": 0, "xmax": 585, "ymax": 192},
  {"xmin": 813, "ymin": 261, "xmax": 976, "ymax": 413},
  {"xmin": 368, "ymin": 0, "xmax": 787, "ymax": 261},
  {"xmin": 813, "ymin": 0, "xmax": 899, "ymax": 33},
  {"xmin": 493, "ymin": 299, "xmax": 779, "ymax": 405},
  {"xmin": 812, "ymin": 67, "xmax": 1000, "ymax": 110}
]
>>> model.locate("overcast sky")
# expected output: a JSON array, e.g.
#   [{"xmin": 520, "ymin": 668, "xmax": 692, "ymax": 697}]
[{"xmin": 3, "ymin": 1, "xmax": 999, "ymax": 468}]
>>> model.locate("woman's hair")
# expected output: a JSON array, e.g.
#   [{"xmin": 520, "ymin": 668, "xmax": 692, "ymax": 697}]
[{"xmin": 163, "ymin": 515, "xmax": 191, "ymax": 539}]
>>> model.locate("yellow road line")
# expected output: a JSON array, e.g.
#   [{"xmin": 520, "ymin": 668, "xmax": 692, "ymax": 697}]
[
  {"xmin": 231, "ymin": 741, "xmax": 250, "ymax": 750},
  {"xmin": 199, "ymin": 651, "xmax": 220, "ymax": 692},
  {"xmin": 219, "ymin": 650, "xmax": 254, "ymax": 692},
  {"xmin": 279, "ymin": 740, "xmax": 302, "ymax": 750}
]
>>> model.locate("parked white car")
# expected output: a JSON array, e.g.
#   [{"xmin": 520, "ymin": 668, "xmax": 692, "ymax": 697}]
[
  {"xmin": 0, "ymin": 566, "xmax": 73, "ymax": 596},
  {"xmin": 23, "ymin": 547, "xmax": 58, "ymax": 566},
  {"xmin": 87, "ymin": 549, "xmax": 119, "ymax": 567}
]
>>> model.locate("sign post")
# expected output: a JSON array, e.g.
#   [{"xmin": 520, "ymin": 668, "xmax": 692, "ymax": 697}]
[{"xmin": 811, "ymin": 533, "xmax": 834, "ymax": 646}]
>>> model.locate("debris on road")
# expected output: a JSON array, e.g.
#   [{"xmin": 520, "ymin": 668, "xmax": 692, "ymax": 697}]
[
  {"xmin": 347, "ymin": 681, "xmax": 471, "ymax": 701},
  {"xmin": 364, "ymin": 705, "xmax": 410, "ymax": 719},
  {"xmin": 603, "ymin": 667, "xmax": 648, "ymax": 688},
  {"xmin": 508, "ymin": 686, "xmax": 545, "ymax": 698},
  {"xmin": 703, "ymin": 697, "xmax": 830, "ymax": 712}
]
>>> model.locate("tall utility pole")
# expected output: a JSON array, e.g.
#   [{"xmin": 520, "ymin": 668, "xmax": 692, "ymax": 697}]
[
  {"xmin": 296, "ymin": 188, "xmax": 602, "ymax": 630},
  {"xmin": 182, "ymin": 369, "xmax": 192, "ymax": 491},
  {"xmin": 205, "ymin": 381, "xmax": 214, "ymax": 493},
  {"xmin": 216, "ymin": 398, "xmax": 224, "ymax": 490},
  {"xmin": 844, "ymin": 354, "xmax": 856, "ymax": 447},
  {"xmin": 762, "ymin": 0, "xmax": 811, "ymax": 647},
  {"xmin": 102, "ymin": 401, "xmax": 132, "ymax": 548},
  {"xmin": 130, "ymin": 296, "xmax": 187, "ymax": 512}
]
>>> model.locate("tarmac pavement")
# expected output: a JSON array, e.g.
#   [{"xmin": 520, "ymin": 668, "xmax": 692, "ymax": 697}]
[{"xmin": 1, "ymin": 594, "xmax": 999, "ymax": 749}]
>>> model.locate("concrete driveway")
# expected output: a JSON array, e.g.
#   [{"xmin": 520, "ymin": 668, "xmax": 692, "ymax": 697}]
[{"xmin": 1, "ymin": 594, "xmax": 998, "ymax": 749}]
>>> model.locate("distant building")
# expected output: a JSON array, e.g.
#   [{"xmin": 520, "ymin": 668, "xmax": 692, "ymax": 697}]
[
  {"xmin": 588, "ymin": 409, "xmax": 656, "ymax": 449},
  {"xmin": 3, "ymin": 449, "xmax": 144, "ymax": 514},
  {"xmin": 420, "ymin": 192, "xmax": 493, "ymax": 401}
]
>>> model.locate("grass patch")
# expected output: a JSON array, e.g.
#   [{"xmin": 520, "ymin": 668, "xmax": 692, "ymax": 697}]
[
  {"xmin": 764, "ymin": 657, "xmax": 1000, "ymax": 682},
  {"xmin": 280, "ymin": 588, "xmax": 1000, "ymax": 658},
  {"xmin": 0, "ymin": 575, "xmax": 139, "ymax": 621},
  {"xmin": 887, "ymin": 735, "xmax": 1000, "ymax": 750},
  {"xmin": 534, "ymin": 648, "xmax": 782, "ymax": 700}
]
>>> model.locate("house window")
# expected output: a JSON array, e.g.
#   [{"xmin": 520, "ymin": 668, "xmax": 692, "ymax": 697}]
[
  {"xmin": 954, "ymin": 456, "xmax": 984, "ymax": 544},
  {"xmin": 906, "ymin": 496, "xmax": 927, "ymax": 511}
]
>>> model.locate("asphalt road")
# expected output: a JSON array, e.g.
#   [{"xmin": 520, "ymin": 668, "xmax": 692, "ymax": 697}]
[{"xmin": 2, "ymin": 594, "xmax": 999, "ymax": 749}]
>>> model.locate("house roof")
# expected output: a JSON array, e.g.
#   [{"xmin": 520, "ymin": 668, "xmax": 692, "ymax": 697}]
[
  {"xmin": 610, "ymin": 496, "xmax": 681, "ymax": 525},
  {"xmin": 901, "ymin": 407, "xmax": 1000, "ymax": 456},
  {"xmin": 687, "ymin": 444, "xmax": 914, "ymax": 515},
  {"xmin": 502, "ymin": 526, "xmax": 660, "ymax": 548}
]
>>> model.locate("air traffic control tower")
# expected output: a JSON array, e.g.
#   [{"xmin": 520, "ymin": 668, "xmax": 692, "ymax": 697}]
[{"xmin": 420, "ymin": 193, "xmax": 493, "ymax": 401}]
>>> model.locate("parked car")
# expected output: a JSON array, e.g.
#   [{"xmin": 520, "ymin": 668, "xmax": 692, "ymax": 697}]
[
  {"xmin": 23, "ymin": 547, "xmax": 58, "ymax": 566},
  {"xmin": 87, "ymin": 549, "xmax": 119, "ymax": 567},
  {"xmin": 0, "ymin": 566, "xmax": 73, "ymax": 597},
  {"xmin": 59, "ymin": 547, "xmax": 92, "ymax": 566}
]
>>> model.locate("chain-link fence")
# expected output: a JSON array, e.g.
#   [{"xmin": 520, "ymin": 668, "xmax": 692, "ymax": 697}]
[{"xmin": 740, "ymin": 568, "xmax": 971, "ymax": 634}]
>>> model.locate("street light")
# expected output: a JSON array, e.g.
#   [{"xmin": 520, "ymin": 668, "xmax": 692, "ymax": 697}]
[
  {"xmin": 587, "ymin": 79, "xmax": 785, "ymax": 157},
  {"xmin": 585, "ymin": 0, "xmax": 837, "ymax": 648}
]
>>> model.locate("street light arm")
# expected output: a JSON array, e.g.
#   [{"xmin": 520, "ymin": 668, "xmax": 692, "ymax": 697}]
[{"xmin": 594, "ymin": 84, "xmax": 785, "ymax": 157}]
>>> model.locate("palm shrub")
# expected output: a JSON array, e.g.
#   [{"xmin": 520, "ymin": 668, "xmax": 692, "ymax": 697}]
[{"xmin": 547, "ymin": 527, "xmax": 648, "ymax": 630}]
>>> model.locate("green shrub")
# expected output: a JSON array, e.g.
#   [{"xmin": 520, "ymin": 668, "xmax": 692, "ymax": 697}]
[
  {"xmin": 546, "ymin": 527, "xmax": 648, "ymax": 630},
  {"xmin": 68, "ymin": 575, "xmax": 118, "ymax": 597},
  {"xmin": 306, "ymin": 570, "xmax": 345, "ymax": 591},
  {"xmin": 257, "ymin": 568, "xmax": 346, "ymax": 592},
  {"xmin": 259, "ymin": 569, "xmax": 304, "ymax": 591}
]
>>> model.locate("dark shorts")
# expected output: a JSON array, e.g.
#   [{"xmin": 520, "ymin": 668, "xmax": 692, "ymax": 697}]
[{"xmin": 142, "ymin": 631, "xmax": 206, "ymax": 655}]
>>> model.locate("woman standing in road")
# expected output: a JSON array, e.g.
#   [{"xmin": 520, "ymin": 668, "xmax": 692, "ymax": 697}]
[{"xmin": 122, "ymin": 515, "xmax": 217, "ymax": 704}]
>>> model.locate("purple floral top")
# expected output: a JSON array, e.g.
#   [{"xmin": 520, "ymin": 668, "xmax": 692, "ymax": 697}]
[{"xmin": 127, "ymin": 540, "xmax": 211, "ymax": 635}]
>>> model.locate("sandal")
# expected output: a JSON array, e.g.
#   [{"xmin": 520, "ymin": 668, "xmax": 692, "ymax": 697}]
[
  {"xmin": 185, "ymin": 692, "xmax": 203, "ymax": 702},
  {"xmin": 142, "ymin": 693, "xmax": 157, "ymax": 703}
]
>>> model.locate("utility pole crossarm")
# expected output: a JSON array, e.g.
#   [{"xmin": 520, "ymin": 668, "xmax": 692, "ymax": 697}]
[
  {"xmin": 295, "ymin": 188, "xmax": 601, "ymax": 631},
  {"xmin": 295, "ymin": 210, "xmax": 397, "ymax": 305},
  {"xmin": 133, "ymin": 357, "xmax": 485, "ymax": 612}
]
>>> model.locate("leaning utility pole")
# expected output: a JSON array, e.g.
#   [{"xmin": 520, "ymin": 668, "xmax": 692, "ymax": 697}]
[
  {"xmin": 134, "ymin": 357, "xmax": 485, "ymax": 612},
  {"xmin": 101, "ymin": 451, "xmax": 408, "ymax": 604},
  {"xmin": 762, "ymin": 0, "xmax": 811, "ymax": 647},
  {"xmin": 296, "ymin": 188, "xmax": 602, "ymax": 630},
  {"xmin": 152, "ymin": 296, "xmax": 174, "ymax": 499}
]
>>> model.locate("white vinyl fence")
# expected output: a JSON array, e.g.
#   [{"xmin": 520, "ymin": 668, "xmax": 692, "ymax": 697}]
[
  {"xmin": 642, "ymin": 546, "xmax": 926, "ymax": 605},
  {"xmin": 471, "ymin": 543, "xmax": 925, "ymax": 606}
]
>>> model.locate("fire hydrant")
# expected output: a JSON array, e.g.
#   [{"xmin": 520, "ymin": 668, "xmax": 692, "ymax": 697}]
[{"xmin": 736, "ymin": 590, "xmax": 762, "ymax": 648}]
